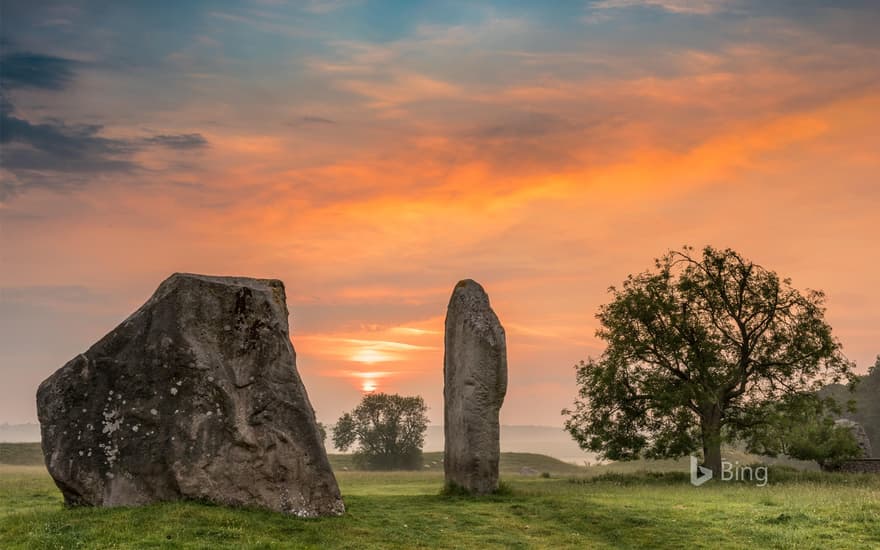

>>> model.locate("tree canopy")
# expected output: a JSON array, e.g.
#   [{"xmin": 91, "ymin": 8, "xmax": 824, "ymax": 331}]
[
  {"xmin": 332, "ymin": 392, "xmax": 429, "ymax": 470},
  {"xmin": 819, "ymin": 355, "xmax": 880, "ymax": 459},
  {"xmin": 741, "ymin": 393, "xmax": 864, "ymax": 469},
  {"xmin": 563, "ymin": 245, "xmax": 855, "ymax": 475}
]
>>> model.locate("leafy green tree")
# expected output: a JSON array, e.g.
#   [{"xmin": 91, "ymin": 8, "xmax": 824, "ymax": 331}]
[
  {"xmin": 742, "ymin": 394, "xmax": 862, "ymax": 470},
  {"xmin": 563, "ymin": 246, "xmax": 855, "ymax": 476},
  {"xmin": 820, "ymin": 355, "xmax": 880, "ymax": 457},
  {"xmin": 316, "ymin": 422, "xmax": 327, "ymax": 445},
  {"xmin": 332, "ymin": 393, "xmax": 429, "ymax": 470}
]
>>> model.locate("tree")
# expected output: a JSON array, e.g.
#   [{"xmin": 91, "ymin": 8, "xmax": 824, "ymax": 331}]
[
  {"xmin": 316, "ymin": 421, "xmax": 327, "ymax": 446},
  {"xmin": 563, "ymin": 246, "xmax": 855, "ymax": 476},
  {"xmin": 742, "ymin": 394, "xmax": 863, "ymax": 470},
  {"xmin": 819, "ymin": 354, "xmax": 880, "ymax": 458},
  {"xmin": 332, "ymin": 393, "xmax": 429, "ymax": 470}
]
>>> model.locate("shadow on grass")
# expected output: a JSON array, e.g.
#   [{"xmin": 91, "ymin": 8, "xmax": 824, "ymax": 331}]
[{"xmin": 439, "ymin": 480, "xmax": 514, "ymax": 498}]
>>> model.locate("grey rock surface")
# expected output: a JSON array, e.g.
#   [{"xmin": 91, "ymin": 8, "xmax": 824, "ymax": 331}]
[
  {"xmin": 443, "ymin": 279, "xmax": 507, "ymax": 494},
  {"xmin": 835, "ymin": 418, "xmax": 873, "ymax": 458},
  {"xmin": 36, "ymin": 273, "xmax": 344, "ymax": 517}
]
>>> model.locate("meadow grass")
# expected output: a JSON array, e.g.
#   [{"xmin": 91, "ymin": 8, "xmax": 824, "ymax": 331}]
[
  {"xmin": 0, "ymin": 443, "xmax": 44, "ymax": 466},
  {"xmin": 1, "ymin": 448, "xmax": 878, "ymax": 549}
]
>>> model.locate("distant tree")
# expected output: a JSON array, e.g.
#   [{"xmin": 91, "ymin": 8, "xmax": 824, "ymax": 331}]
[
  {"xmin": 332, "ymin": 393, "xmax": 429, "ymax": 470},
  {"xmin": 818, "ymin": 354, "xmax": 880, "ymax": 458},
  {"xmin": 742, "ymin": 394, "xmax": 863, "ymax": 470},
  {"xmin": 563, "ymin": 246, "xmax": 855, "ymax": 476},
  {"xmin": 316, "ymin": 421, "xmax": 327, "ymax": 445}
]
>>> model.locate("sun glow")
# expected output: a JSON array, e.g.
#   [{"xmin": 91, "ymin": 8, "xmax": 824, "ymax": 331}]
[
  {"xmin": 350, "ymin": 348, "xmax": 395, "ymax": 364},
  {"xmin": 351, "ymin": 371, "xmax": 388, "ymax": 393}
]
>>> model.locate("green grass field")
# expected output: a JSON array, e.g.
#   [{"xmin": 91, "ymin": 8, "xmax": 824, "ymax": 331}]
[{"xmin": 1, "ymin": 444, "xmax": 878, "ymax": 549}]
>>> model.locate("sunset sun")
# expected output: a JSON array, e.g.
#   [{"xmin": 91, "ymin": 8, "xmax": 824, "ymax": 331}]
[{"xmin": 350, "ymin": 371, "xmax": 389, "ymax": 394}]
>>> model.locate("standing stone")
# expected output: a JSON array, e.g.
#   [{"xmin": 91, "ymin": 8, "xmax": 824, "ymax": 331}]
[
  {"xmin": 444, "ymin": 279, "xmax": 507, "ymax": 494},
  {"xmin": 835, "ymin": 419, "xmax": 873, "ymax": 458},
  {"xmin": 36, "ymin": 273, "xmax": 344, "ymax": 517}
]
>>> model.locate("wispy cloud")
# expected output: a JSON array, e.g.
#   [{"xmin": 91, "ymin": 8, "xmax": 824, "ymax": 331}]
[
  {"xmin": 0, "ymin": 49, "xmax": 210, "ymax": 200},
  {"xmin": 0, "ymin": 52, "xmax": 77, "ymax": 90},
  {"xmin": 288, "ymin": 115, "xmax": 336, "ymax": 127},
  {"xmin": 0, "ymin": 106, "xmax": 137, "ymax": 199},
  {"xmin": 301, "ymin": 336, "xmax": 437, "ymax": 353},
  {"xmin": 144, "ymin": 133, "xmax": 209, "ymax": 149},
  {"xmin": 339, "ymin": 72, "xmax": 463, "ymax": 110},
  {"xmin": 389, "ymin": 327, "xmax": 441, "ymax": 336},
  {"xmin": 591, "ymin": 0, "xmax": 731, "ymax": 15},
  {"xmin": 300, "ymin": 0, "xmax": 361, "ymax": 14}
]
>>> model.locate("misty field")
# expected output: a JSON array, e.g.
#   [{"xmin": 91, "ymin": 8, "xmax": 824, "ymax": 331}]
[{"xmin": 1, "ymin": 447, "xmax": 879, "ymax": 549}]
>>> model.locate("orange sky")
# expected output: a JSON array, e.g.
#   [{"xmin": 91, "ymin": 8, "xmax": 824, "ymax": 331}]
[{"xmin": 1, "ymin": 1, "xmax": 879, "ymax": 426}]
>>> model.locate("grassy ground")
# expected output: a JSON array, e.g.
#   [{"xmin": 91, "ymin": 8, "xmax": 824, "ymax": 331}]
[
  {"xmin": 0, "ymin": 443, "xmax": 44, "ymax": 466},
  {"xmin": 0, "ymin": 443, "xmax": 581, "ymax": 476},
  {"xmin": 1, "ymin": 446, "xmax": 878, "ymax": 549},
  {"xmin": 331, "ymin": 450, "xmax": 585, "ymax": 476}
]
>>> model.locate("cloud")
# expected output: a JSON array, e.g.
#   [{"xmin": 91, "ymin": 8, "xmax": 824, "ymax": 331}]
[
  {"xmin": 468, "ymin": 112, "xmax": 572, "ymax": 140},
  {"xmin": 288, "ymin": 115, "xmax": 336, "ymax": 126},
  {"xmin": 0, "ymin": 97, "xmax": 210, "ymax": 200},
  {"xmin": 0, "ymin": 107, "xmax": 137, "ymax": 199},
  {"xmin": 0, "ymin": 48, "xmax": 209, "ymax": 201},
  {"xmin": 337, "ymin": 71, "xmax": 463, "ymax": 112},
  {"xmin": 0, "ymin": 50, "xmax": 133, "ymax": 199},
  {"xmin": 144, "ymin": 133, "xmax": 209, "ymax": 149},
  {"xmin": 0, "ymin": 52, "xmax": 76, "ymax": 90},
  {"xmin": 590, "ymin": 0, "xmax": 731, "ymax": 14},
  {"xmin": 297, "ymin": 334, "xmax": 438, "ymax": 364},
  {"xmin": 0, "ymin": 107, "xmax": 133, "ymax": 168},
  {"xmin": 300, "ymin": 0, "xmax": 361, "ymax": 14}
]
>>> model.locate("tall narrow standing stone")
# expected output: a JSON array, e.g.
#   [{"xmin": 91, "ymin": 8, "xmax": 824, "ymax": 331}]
[
  {"xmin": 37, "ymin": 273, "xmax": 344, "ymax": 517},
  {"xmin": 444, "ymin": 279, "xmax": 507, "ymax": 494}
]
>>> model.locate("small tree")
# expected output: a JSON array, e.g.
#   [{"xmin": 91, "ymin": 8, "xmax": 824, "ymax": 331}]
[
  {"xmin": 820, "ymin": 355, "xmax": 880, "ymax": 458},
  {"xmin": 332, "ymin": 393, "xmax": 429, "ymax": 470},
  {"xmin": 563, "ymin": 246, "xmax": 855, "ymax": 476},
  {"xmin": 742, "ymin": 394, "xmax": 863, "ymax": 470}
]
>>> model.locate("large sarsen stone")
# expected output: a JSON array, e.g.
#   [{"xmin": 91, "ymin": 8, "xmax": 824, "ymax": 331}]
[
  {"xmin": 36, "ymin": 273, "xmax": 344, "ymax": 517},
  {"xmin": 443, "ymin": 279, "xmax": 507, "ymax": 494}
]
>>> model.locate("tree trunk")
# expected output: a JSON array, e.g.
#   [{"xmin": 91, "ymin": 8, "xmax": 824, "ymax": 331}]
[{"xmin": 701, "ymin": 406, "xmax": 723, "ymax": 477}]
